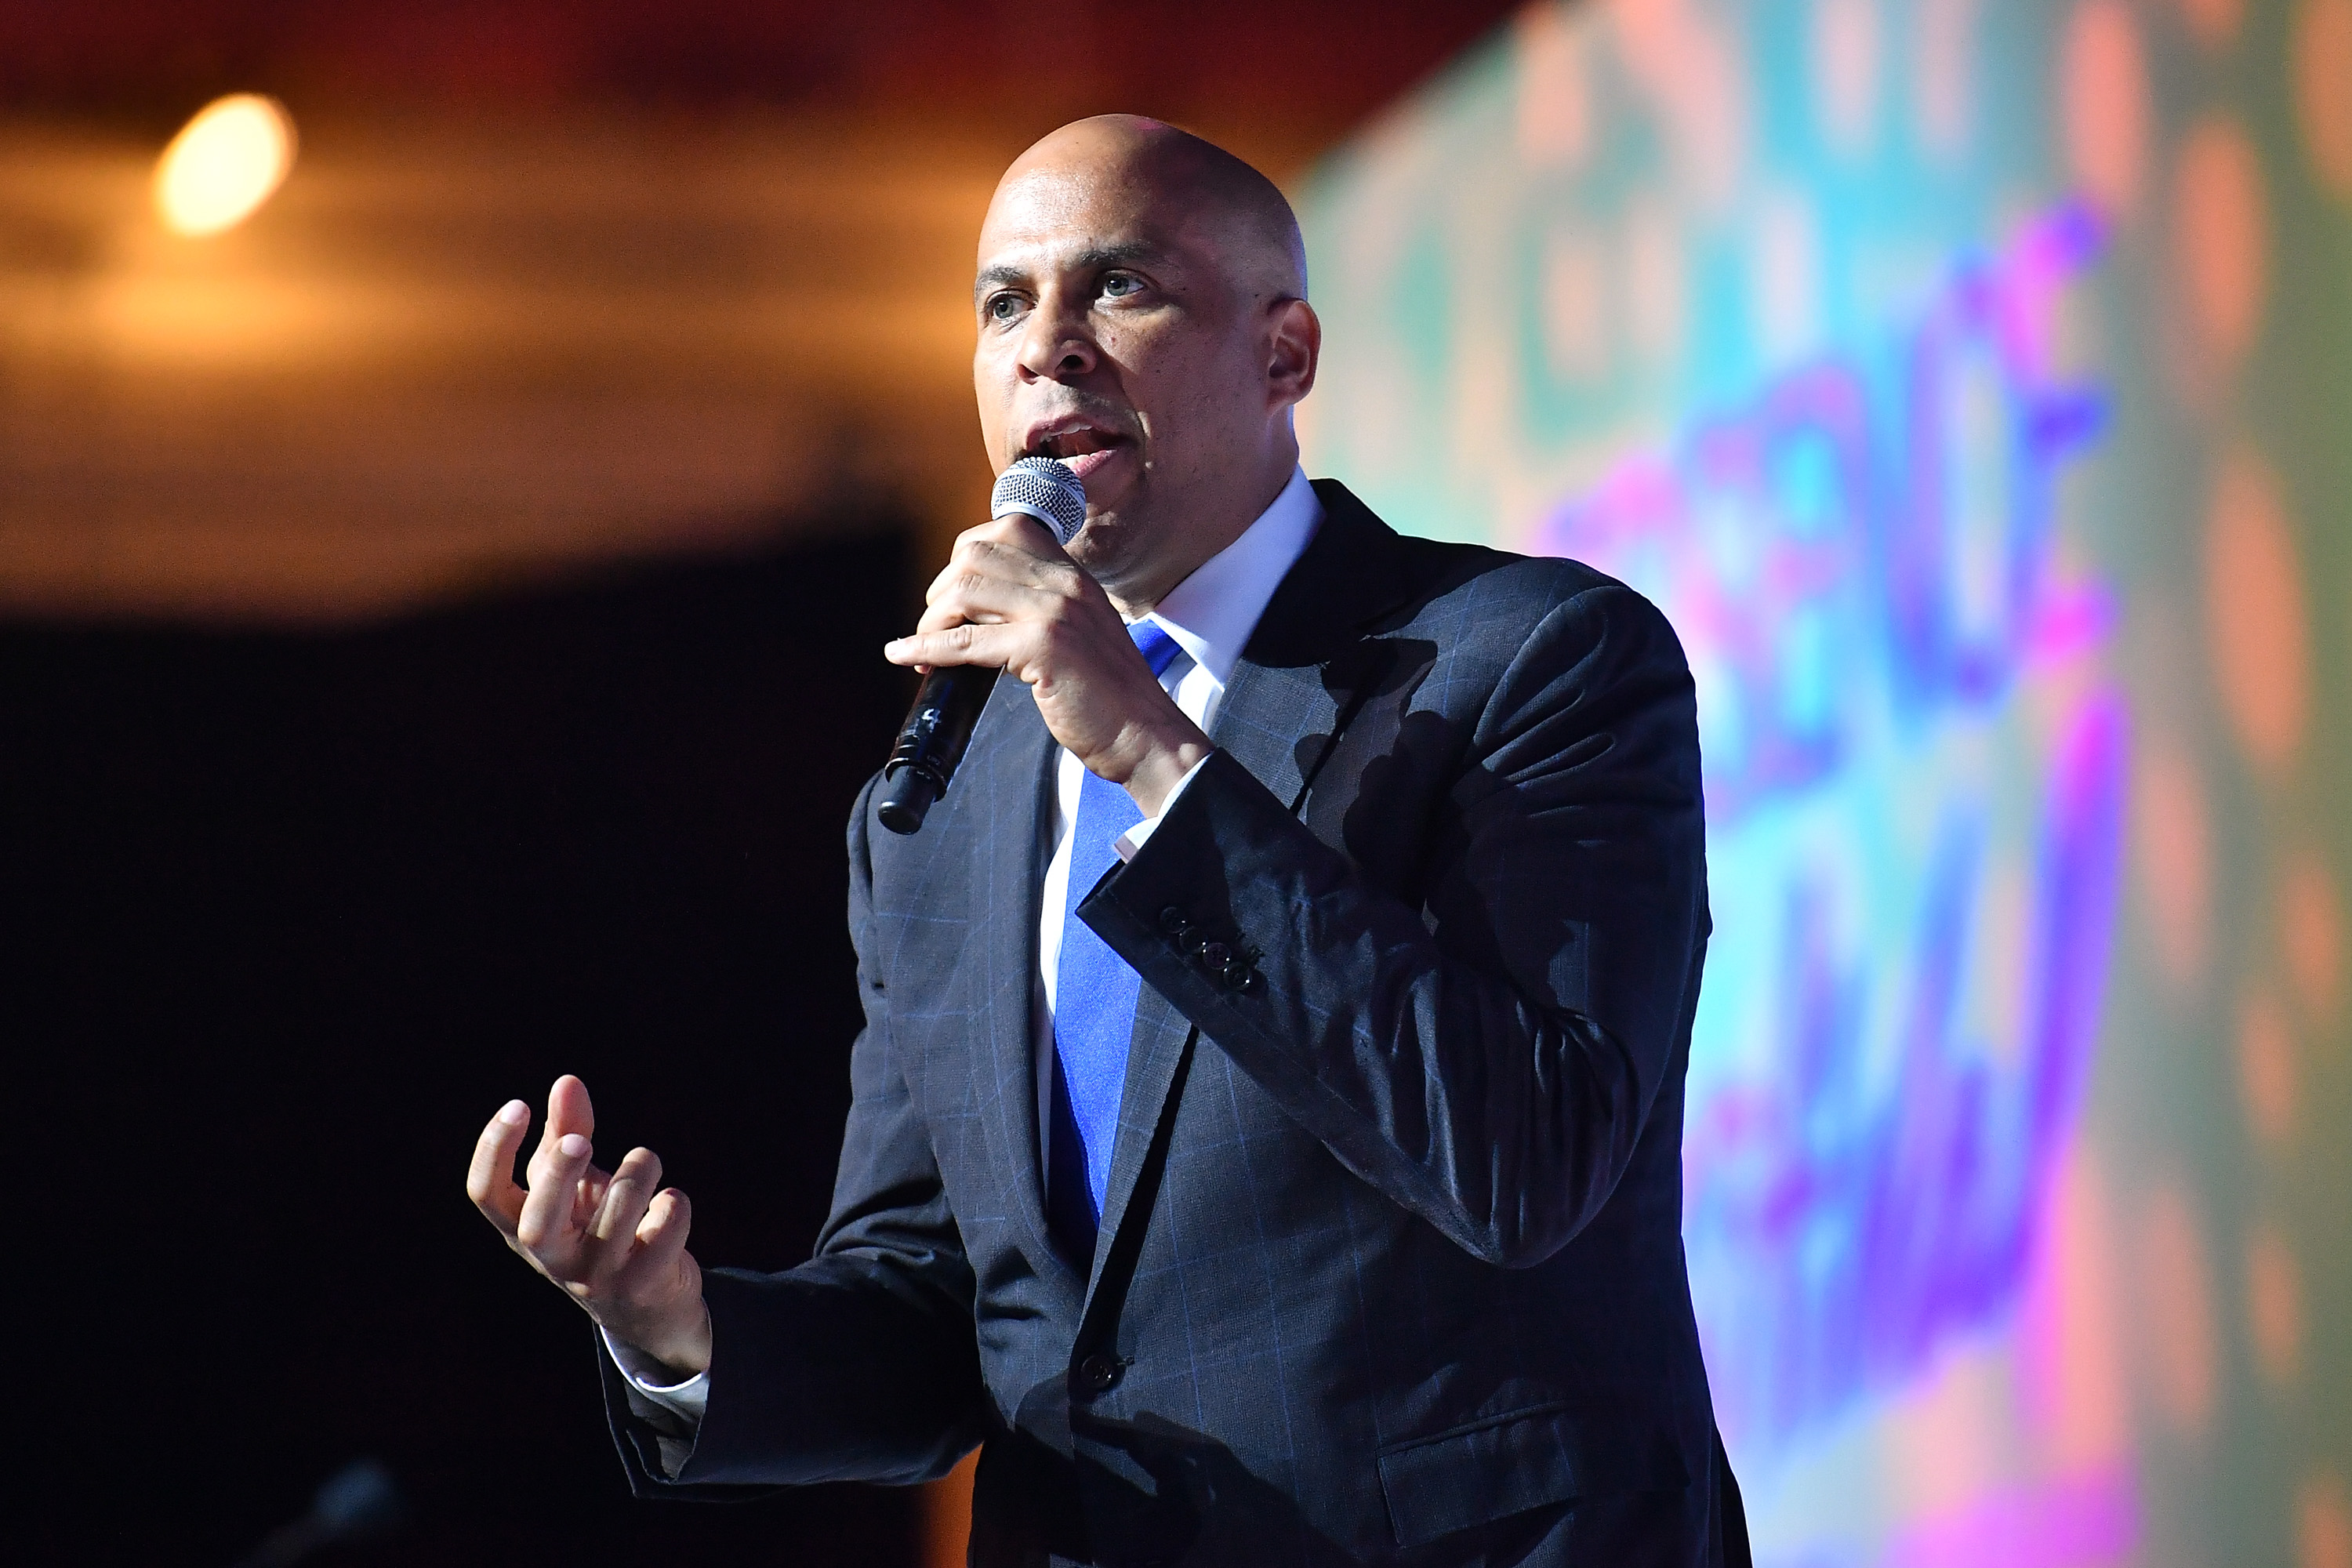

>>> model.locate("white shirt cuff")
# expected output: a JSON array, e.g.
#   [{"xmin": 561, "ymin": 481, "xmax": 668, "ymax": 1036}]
[
  {"xmin": 1113, "ymin": 753, "xmax": 1211, "ymax": 862},
  {"xmin": 601, "ymin": 1326, "xmax": 710, "ymax": 1425}
]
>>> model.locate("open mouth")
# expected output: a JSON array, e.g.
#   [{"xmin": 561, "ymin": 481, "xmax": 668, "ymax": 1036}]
[
  {"xmin": 1036, "ymin": 429, "xmax": 1118, "ymax": 459},
  {"xmin": 1022, "ymin": 419, "xmax": 1131, "ymax": 465}
]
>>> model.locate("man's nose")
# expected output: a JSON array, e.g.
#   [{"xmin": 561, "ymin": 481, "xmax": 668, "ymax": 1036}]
[{"xmin": 1014, "ymin": 299, "xmax": 1098, "ymax": 382}]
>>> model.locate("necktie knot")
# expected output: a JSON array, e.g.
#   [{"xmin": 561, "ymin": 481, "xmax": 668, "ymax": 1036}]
[{"xmin": 1129, "ymin": 619, "xmax": 1184, "ymax": 681}]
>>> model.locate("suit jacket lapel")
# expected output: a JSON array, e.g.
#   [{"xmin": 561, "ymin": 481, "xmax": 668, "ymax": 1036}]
[
  {"xmin": 960, "ymin": 672, "xmax": 1079, "ymax": 1289},
  {"xmin": 1211, "ymin": 480, "xmax": 1425, "ymax": 811},
  {"xmin": 1086, "ymin": 481, "xmax": 1421, "ymax": 1298}
]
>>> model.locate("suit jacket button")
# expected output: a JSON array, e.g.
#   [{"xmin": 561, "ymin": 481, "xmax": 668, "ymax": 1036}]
[
  {"xmin": 1159, "ymin": 906, "xmax": 1191, "ymax": 935},
  {"xmin": 1077, "ymin": 1353, "xmax": 1122, "ymax": 1395},
  {"xmin": 1199, "ymin": 941, "xmax": 1230, "ymax": 971}
]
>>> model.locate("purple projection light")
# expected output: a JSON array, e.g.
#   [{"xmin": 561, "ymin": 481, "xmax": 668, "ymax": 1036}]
[{"xmin": 1536, "ymin": 205, "xmax": 2127, "ymax": 1452}]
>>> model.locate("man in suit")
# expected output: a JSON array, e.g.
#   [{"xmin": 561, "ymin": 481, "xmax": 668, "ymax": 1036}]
[{"xmin": 468, "ymin": 114, "xmax": 1745, "ymax": 1566}]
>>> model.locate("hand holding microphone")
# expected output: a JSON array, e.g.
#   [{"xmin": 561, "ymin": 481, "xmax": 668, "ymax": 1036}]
[{"xmin": 879, "ymin": 456, "xmax": 1211, "ymax": 833}]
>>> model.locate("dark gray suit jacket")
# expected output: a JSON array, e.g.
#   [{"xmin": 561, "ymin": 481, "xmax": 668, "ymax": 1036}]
[{"xmin": 603, "ymin": 481, "xmax": 1744, "ymax": 1566}]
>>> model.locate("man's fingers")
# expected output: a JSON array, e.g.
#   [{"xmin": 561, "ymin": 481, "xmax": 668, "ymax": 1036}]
[
  {"xmin": 884, "ymin": 619, "xmax": 1027, "ymax": 671},
  {"xmin": 465, "ymin": 1099, "xmax": 532, "ymax": 1236},
  {"xmin": 953, "ymin": 512, "xmax": 1062, "ymax": 561},
  {"xmin": 546, "ymin": 1073, "xmax": 596, "ymax": 1143},
  {"xmin": 619, "ymin": 1188, "xmax": 695, "ymax": 1301},
  {"xmin": 913, "ymin": 574, "xmax": 1059, "ymax": 638},
  {"xmin": 927, "ymin": 531, "xmax": 1063, "ymax": 607},
  {"xmin": 592, "ymin": 1147, "xmax": 664, "ymax": 1252},
  {"xmin": 517, "ymin": 1129, "xmax": 596, "ymax": 1267}
]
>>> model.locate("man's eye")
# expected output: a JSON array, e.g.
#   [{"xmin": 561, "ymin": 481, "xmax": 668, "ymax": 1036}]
[
  {"xmin": 986, "ymin": 294, "xmax": 1026, "ymax": 321},
  {"xmin": 1099, "ymin": 274, "xmax": 1143, "ymax": 300}
]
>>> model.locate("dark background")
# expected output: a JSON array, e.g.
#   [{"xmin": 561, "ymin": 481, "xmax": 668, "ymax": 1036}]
[
  {"xmin": 0, "ymin": 5, "xmax": 1532, "ymax": 1560},
  {"xmin": 6, "ymin": 524, "xmax": 919, "ymax": 1565}
]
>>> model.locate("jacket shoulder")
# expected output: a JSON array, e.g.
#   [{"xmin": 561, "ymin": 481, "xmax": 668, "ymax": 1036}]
[{"xmin": 1386, "ymin": 533, "xmax": 1668, "ymax": 647}]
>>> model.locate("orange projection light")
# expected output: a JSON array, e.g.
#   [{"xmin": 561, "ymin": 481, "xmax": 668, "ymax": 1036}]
[{"xmin": 154, "ymin": 94, "xmax": 296, "ymax": 236}]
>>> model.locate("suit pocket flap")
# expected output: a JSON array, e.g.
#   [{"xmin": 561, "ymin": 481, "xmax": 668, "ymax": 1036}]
[{"xmin": 1374, "ymin": 1403, "xmax": 1689, "ymax": 1548}]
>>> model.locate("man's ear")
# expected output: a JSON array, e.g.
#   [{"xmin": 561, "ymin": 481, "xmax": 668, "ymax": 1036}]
[{"xmin": 1267, "ymin": 297, "xmax": 1320, "ymax": 408}]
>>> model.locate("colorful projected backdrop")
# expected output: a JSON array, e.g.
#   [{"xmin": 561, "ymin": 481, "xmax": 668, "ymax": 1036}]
[{"xmin": 1295, "ymin": 1, "xmax": 2350, "ymax": 1562}]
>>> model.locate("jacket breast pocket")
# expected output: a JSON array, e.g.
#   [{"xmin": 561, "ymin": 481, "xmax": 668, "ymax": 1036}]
[{"xmin": 1374, "ymin": 1403, "xmax": 1690, "ymax": 1549}]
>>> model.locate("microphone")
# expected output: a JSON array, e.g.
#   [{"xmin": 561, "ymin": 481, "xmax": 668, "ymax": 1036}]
[{"xmin": 875, "ymin": 456, "xmax": 1088, "ymax": 835}]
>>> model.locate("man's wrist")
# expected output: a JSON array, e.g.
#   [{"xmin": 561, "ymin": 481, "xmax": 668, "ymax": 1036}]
[
  {"xmin": 603, "ymin": 1303, "xmax": 713, "ymax": 1379},
  {"xmin": 1119, "ymin": 724, "xmax": 1214, "ymax": 818}
]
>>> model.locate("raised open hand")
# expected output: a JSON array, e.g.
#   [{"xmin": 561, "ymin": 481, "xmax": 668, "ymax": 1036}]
[{"xmin": 466, "ymin": 1074, "xmax": 711, "ymax": 1376}]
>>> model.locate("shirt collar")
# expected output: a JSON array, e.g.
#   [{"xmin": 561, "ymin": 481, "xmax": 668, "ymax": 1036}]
[{"xmin": 1136, "ymin": 466, "xmax": 1321, "ymax": 690}]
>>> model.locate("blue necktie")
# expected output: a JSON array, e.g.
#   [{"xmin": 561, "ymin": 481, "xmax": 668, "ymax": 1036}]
[{"xmin": 1045, "ymin": 619, "xmax": 1187, "ymax": 1261}]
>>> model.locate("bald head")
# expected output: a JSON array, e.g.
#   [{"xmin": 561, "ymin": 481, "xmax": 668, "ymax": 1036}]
[
  {"xmin": 995, "ymin": 115, "xmax": 1307, "ymax": 303},
  {"xmin": 969, "ymin": 114, "xmax": 1321, "ymax": 609}
]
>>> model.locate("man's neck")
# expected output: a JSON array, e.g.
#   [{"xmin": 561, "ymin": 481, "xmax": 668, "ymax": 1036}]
[{"xmin": 1102, "ymin": 447, "xmax": 1299, "ymax": 617}]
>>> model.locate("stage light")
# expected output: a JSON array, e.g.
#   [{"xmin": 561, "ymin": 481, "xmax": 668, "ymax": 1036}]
[{"xmin": 154, "ymin": 94, "xmax": 296, "ymax": 236}]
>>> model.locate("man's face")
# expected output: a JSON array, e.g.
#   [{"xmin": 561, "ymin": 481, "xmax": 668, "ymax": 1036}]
[{"xmin": 971, "ymin": 157, "xmax": 1275, "ymax": 588}]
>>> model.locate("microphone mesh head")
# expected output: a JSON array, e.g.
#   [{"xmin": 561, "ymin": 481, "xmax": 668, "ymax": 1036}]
[{"xmin": 990, "ymin": 456, "xmax": 1088, "ymax": 545}]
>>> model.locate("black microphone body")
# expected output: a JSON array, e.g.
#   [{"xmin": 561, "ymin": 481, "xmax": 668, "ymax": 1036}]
[
  {"xmin": 876, "ymin": 456, "xmax": 1088, "ymax": 835},
  {"xmin": 874, "ymin": 663, "xmax": 1000, "ymax": 834}
]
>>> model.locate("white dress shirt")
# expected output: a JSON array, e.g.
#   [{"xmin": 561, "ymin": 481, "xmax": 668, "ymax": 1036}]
[{"xmin": 606, "ymin": 467, "xmax": 1324, "ymax": 1452}]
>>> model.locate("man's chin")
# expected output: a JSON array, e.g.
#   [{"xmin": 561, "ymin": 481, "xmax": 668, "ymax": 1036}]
[{"xmin": 1065, "ymin": 506, "xmax": 1150, "ymax": 586}]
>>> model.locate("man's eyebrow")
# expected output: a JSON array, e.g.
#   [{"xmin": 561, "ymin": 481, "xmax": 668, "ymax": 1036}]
[
  {"xmin": 971, "ymin": 241, "xmax": 1177, "ymax": 303},
  {"xmin": 973, "ymin": 263, "xmax": 1027, "ymax": 302},
  {"xmin": 1068, "ymin": 241, "xmax": 1172, "ymax": 273}
]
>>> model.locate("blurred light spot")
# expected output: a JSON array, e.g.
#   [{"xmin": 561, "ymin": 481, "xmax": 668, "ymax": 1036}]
[
  {"xmin": 1889, "ymin": 1345, "xmax": 2010, "ymax": 1518},
  {"xmin": 1882, "ymin": 1467, "xmax": 2138, "ymax": 1568},
  {"xmin": 2234, "ymin": 985, "xmax": 2296, "ymax": 1146},
  {"xmin": 2282, "ymin": 854, "xmax": 2346, "ymax": 1021},
  {"xmin": 155, "ymin": 94, "xmax": 296, "ymax": 236},
  {"xmin": 2202, "ymin": 445, "xmax": 2307, "ymax": 771},
  {"xmin": 1753, "ymin": 191, "xmax": 1822, "ymax": 363},
  {"xmin": 1541, "ymin": 227, "xmax": 1612, "ymax": 383},
  {"xmin": 1915, "ymin": 0, "xmax": 1980, "ymax": 158},
  {"xmin": 1516, "ymin": 2, "xmax": 1592, "ymax": 170},
  {"xmin": 2180, "ymin": 0, "xmax": 2246, "ymax": 46},
  {"xmin": 2298, "ymin": 0, "xmax": 2352, "ymax": 199},
  {"xmin": 1811, "ymin": 0, "xmax": 1880, "ymax": 154},
  {"xmin": 2305, "ymin": 1471, "xmax": 2352, "ymax": 1568},
  {"xmin": 2062, "ymin": 0, "xmax": 2151, "ymax": 220},
  {"xmin": 2019, "ymin": 1148, "xmax": 2131, "ymax": 1470},
  {"xmin": 2136, "ymin": 1181, "xmax": 2217, "ymax": 1436},
  {"xmin": 1624, "ymin": 195, "xmax": 1687, "ymax": 368},
  {"xmin": 1612, "ymin": 0, "xmax": 1748, "ymax": 210},
  {"xmin": 2132, "ymin": 737, "xmax": 2212, "ymax": 985},
  {"xmin": 1967, "ymin": 852, "xmax": 2029, "ymax": 1063},
  {"xmin": 2172, "ymin": 116, "xmax": 2270, "ymax": 368},
  {"xmin": 1940, "ymin": 345, "xmax": 2014, "ymax": 645},
  {"xmin": 2246, "ymin": 1227, "xmax": 2304, "ymax": 1385}
]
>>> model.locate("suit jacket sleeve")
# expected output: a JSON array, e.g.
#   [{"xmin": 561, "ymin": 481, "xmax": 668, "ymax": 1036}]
[
  {"xmin": 603, "ymin": 771, "xmax": 989, "ymax": 1495},
  {"xmin": 1080, "ymin": 579, "xmax": 1708, "ymax": 1269}
]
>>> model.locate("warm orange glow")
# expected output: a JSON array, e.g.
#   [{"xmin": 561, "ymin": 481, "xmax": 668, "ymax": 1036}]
[
  {"xmin": 2246, "ymin": 1228, "xmax": 2305, "ymax": 1385},
  {"xmin": 2202, "ymin": 445, "xmax": 2307, "ymax": 771},
  {"xmin": 154, "ymin": 94, "xmax": 296, "ymax": 236},
  {"xmin": 2304, "ymin": 1472, "xmax": 2352, "ymax": 1568},
  {"xmin": 2282, "ymin": 854, "xmax": 2346, "ymax": 1021},
  {"xmin": 2298, "ymin": 0, "xmax": 2352, "ymax": 198},
  {"xmin": 2132, "ymin": 738, "xmax": 2212, "ymax": 985},
  {"xmin": 2135, "ymin": 1181, "xmax": 2217, "ymax": 1437},
  {"xmin": 2173, "ymin": 114, "xmax": 2270, "ymax": 368},
  {"xmin": 2234, "ymin": 986, "xmax": 2296, "ymax": 1145},
  {"xmin": 2062, "ymin": 0, "xmax": 2151, "ymax": 220}
]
